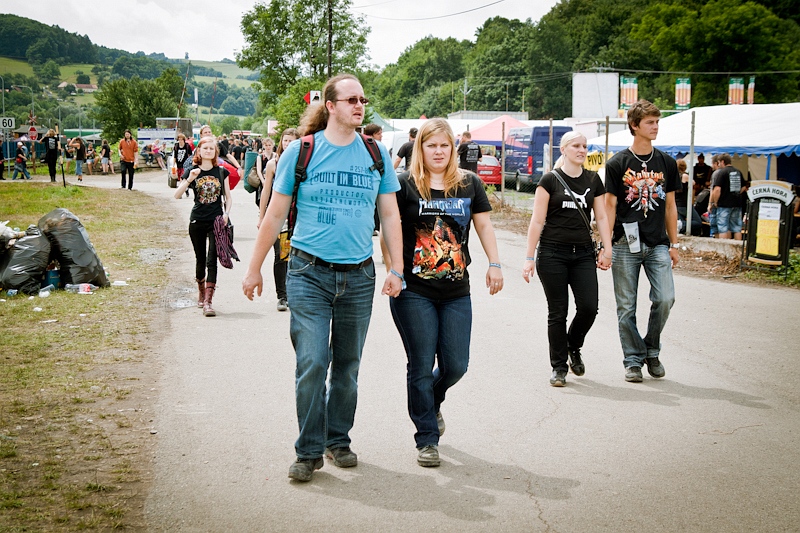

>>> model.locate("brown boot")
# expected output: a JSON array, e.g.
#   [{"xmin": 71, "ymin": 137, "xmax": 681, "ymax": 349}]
[
  {"xmin": 203, "ymin": 283, "xmax": 216, "ymax": 317},
  {"xmin": 196, "ymin": 278, "xmax": 206, "ymax": 308}
]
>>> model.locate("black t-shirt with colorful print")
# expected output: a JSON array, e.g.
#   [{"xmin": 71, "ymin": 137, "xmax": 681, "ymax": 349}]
[
  {"xmin": 395, "ymin": 171, "xmax": 491, "ymax": 300},
  {"xmin": 605, "ymin": 147, "xmax": 680, "ymax": 247},
  {"xmin": 189, "ymin": 166, "xmax": 229, "ymax": 222}
]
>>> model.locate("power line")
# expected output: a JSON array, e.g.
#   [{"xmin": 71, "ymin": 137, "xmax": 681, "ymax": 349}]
[
  {"xmin": 359, "ymin": 0, "xmax": 507, "ymax": 21},
  {"xmin": 584, "ymin": 67, "xmax": 800, "ymax": 76}
]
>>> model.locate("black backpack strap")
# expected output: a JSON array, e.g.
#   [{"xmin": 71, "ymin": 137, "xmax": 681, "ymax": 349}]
[
  {"xmin": 288, "ymin": 135, "xmax": 315, "ymax": 239},
  {"xmin": 360, "ymin": 133, "xmax": 385, "ymax": 176}
]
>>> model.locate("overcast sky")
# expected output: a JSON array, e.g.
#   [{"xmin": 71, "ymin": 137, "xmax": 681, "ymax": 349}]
[{"xmin": 8, "ymin": 0, "xmax": 558, "ymax": 69}]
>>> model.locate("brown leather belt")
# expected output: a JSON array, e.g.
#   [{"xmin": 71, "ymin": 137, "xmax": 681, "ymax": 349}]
[{"xmin": 290, "ymin": 248, "xmax": 373, "ymax": 272}]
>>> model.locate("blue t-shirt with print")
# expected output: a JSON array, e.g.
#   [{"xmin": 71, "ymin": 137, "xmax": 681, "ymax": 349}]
[{"xmin": 273, "ymin": 131, "xmax": 399, "ymax": 263}]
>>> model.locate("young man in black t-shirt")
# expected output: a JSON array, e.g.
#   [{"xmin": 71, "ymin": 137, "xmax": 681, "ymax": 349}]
[
  {"xmin": 457, "ymin": 131, "xmax": 482, "ymax": 173},
  {"xmin": 605, "ymin": 100, "xmax": 680, "ymax": 383},
  {"xmin": 709, "ymin": 153, "xmax": 744, "ymax": 240},
  {"xmin": 393, "ymin": 127, "xmax": 417, "ymax": 170}
]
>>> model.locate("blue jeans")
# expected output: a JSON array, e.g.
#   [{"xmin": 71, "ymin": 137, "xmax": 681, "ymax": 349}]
[
  {"xmin": 611, "ymin": 242, "xmax": 675, "ymax": 368},
  {"xmin": 716, "ymin": 207, "xmax": 742, "ymax": 234},
  {"xmin": 390, "ymin": 291, "xmax": 472, "ymax": 448},
  {"xmin": 536, "ymin": 242, "xmax": 599, "ymax": 372},
  {"xmin": 12, "ymin": 163, "xmax": 31, "ymax": 180},
  {"xmin": 287, "ymin": 254, "xmax": 376, "ymax": 459},
  {"xmin": 75, "ymin": 159, "xmax": 83, "ymax": 176}
]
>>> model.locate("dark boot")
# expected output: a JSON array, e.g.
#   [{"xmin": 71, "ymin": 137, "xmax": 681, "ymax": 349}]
[
  {"xmin": 196, "ymin": 278, "xmax": 206, "ymax": 308},
  {"xmin": 203, "ymin": 283, "xmax": 216, "ymax": 317}
]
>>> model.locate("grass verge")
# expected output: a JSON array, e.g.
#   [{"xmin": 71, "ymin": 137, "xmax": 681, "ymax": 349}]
[{"xmin": 0, "ymin": 182, "xmax": 182, "ymax": 530}]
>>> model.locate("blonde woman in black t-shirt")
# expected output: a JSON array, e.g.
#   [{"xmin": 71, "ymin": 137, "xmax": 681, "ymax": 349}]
[
  {"xmin": 523, "ymin": 131, "xmax": 613, "ymax": 387},
  {"xmin": 388, "ymin": 118, "xmax": 503, "ymax": 468},
  {"xmin": 174, "ymin": 136, "xmax": 232, "ymax": 317}
]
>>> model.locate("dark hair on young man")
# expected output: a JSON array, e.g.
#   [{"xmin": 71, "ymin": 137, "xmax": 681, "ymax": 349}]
[
  {"xmin": 299, "ymin": 73, "xmax": 360, "ymax": 136},
  {"xmin": 409, "ymin": 127, "xmax": 418, "ymax": 138},
  {"xmin": 627, "ymin": 99, "xmax": 661, "ymax": 135},
  {"xmin": 364, "ymin": 123, "xmax": 382, "ymax": 137},
  {"xmin": 712, "ymin": 153, "xmax": 732, "ymax": 165}
]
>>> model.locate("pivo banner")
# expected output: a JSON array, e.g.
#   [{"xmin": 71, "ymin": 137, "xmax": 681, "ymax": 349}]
[
  {"xmin": 675, "ymin": 78, "xmax": 691, "ymax": 110},
  {"xmin": 728, "ymin": 77, "xmax": 745, "ymax": 105}
]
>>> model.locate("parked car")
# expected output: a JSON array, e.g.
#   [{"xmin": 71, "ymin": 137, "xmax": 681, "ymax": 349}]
[
  {"xmin": 476, "ymin": 154, "xmax": 502, "ymax": 186},
  {"xmin": 503, "ymin": 126, "xmax": 572, "ymax": 192}
]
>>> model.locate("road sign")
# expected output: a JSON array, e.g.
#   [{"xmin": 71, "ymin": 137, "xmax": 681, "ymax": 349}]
[
  {"xmin": 303, "ymin": 90, "xmax": 321, "ymax": 105},
  {"xmin": 0, "ymin": 117, "xmax": 14, "ymax": 129},
  {"xmin": 28, "ymin": 126, "xmax": 38, "ymax": 140}
]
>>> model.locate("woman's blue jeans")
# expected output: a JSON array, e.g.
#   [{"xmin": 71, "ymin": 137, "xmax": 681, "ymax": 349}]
[
  {"xmin": 611, "ymin": 242, "xmax": 675, "ymax": 368},
  {"xmin": 390, "ymin": 290, "xmax": 472, "ymax": 448},
  {"xmin": 536, "ymin": 242, "xmax": 599, "ymax": 372},
  {"xmin": 287, "ymin": 254, "xmax": 376, "ymax": 459}
]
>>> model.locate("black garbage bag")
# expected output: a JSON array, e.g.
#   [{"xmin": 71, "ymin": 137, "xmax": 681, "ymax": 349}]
[
  {"xmin": 38, "ymin": 208, "xmax": 110, "ymax": 287},
  {"xmin": 0, "ymin": 231, "xmax": 51, "ymax": 294}
]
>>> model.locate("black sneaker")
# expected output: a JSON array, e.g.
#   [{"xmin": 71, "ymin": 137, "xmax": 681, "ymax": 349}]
[
  {"xmin": 625, "ymin": 366, "xmax": 643, "ymax": 382},
  {"xmin": 325, "ymin": 446, "xmax": 357, "ymax": 468},
  {"xmin": 277, "ymin": 298, "xmax": 289, "ymax": 312},
  {"xmin": 288, "ymin": 457, "xmax": 323, "ymax": 482},
  {"xmin": 568, "ymin": 348, "xmax": 585, "ymax": 376},
  {"xmin": 549, "ymin": 370, "xmax": 567, "ymax": 387},
  {"xmin": 417, "ymin": 445, "xmax": 440, "ymax": 467},
  {"xmin": 645, "ymin": 357, "xmax": 666, "ymax": 378},
  {"xmin": 436, "ymin": 411, "xmax": 445, "ymax": 436}
]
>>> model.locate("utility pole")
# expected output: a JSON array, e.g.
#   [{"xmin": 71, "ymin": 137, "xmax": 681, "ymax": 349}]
[
  {"xmin": 460, "ymin": 78, "xmax": 472, "ymax": 111},
  {"xmin": 327, "ymin": 0, "xmax": 333, "ymax": 78}
]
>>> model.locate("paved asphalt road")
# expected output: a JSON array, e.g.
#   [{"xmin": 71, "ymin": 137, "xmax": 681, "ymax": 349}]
[{"xmin": 88, "ymin": 170, "xmax": 800, "ymax": 531}]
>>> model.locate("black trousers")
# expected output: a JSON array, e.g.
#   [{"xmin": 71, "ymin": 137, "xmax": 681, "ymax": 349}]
[
  {"xmin": 536, "ymin": 241, "xmax": 599, "ymax": 372},
  {"xmin": 272, "ymin": 238, "xmax": 287, "ymax": 300},
  {"xmin": 46, "ymin": 156, "xmax": 57, "ymax": 181},
  {"xmin": 189, "ymin": 219, "xmax": 218, "ymax": 284},
  {"xmin": 120, "ymin": 161, "xmax": 135, "ymax": 189}
]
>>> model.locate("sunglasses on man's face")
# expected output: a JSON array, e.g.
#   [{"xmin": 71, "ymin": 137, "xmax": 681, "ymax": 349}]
[{"xmin": 336, "ymin": 96, "xmax": 369, "ymax": 105}]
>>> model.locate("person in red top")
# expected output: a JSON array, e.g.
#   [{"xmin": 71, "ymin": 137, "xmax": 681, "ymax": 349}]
[{"xmin": 118, "ymin": 129, "xmax": 138, "ymax": 190}]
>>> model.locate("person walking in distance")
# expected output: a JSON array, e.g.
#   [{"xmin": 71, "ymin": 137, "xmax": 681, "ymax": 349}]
[
  {"xmin": 389, "ymin": 118, "xmax": 503, "ymax": 467},
  {"xmin": 174, "ymin": 136, "xmax": 232, "ymax": 317},
  {"xmin": 604, "ymin": 100, "xmax": 680, "ymax": 383},
  {"xmin": 242, "ymin": 74, "xmax": 404, "ymax": 482},
  {"xmin": 257, "ymin": 128, "xmax": 300, "ymax": 312},
  {"xmin": 393, "ymin": 127, "xmax": 417, "ymax": 170},
  {"xmin": 457, "ymin": 131, "xmax": 482, "ymax": 174},
  {"xmin": 709, "ymin": 153, "xmax": 745, "ymax": 240},
  {"xmin": 522, "ymin": 132, "xmax": 613, "ymax": 387},
  {"xmin": 118, "ymin": 129, "xmax": 137, "ymax": 190},
  {"xmin": 41, "ymin": 129, "xmax": 59, "ymax": 182}
]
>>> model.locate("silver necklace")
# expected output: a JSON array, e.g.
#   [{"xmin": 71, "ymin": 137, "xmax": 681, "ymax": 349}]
[{"xmin": 629, "ymin": 148, "xmax": 654, "ymax": 171}]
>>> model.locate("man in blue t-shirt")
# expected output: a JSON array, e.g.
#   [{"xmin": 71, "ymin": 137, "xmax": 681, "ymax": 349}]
[{"xmin": 242, "ymin": 73, "xmax": 404, "ymax": 483}]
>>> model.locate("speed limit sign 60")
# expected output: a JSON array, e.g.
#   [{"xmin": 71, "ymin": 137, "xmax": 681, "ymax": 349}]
[{"xmin": 1, "ymin": 117, "xmax": 15, "ymax": 129}]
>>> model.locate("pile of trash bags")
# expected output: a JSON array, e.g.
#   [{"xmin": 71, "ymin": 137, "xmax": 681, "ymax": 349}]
[{"xmin": 0, "ymin": 208, "xmax": 110, "ymax": 294}]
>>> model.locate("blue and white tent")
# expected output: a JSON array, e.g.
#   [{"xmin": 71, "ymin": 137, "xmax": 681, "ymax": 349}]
[{"xmin": 586, "ymin": 103, "xmax": 800, "ymax": 183}]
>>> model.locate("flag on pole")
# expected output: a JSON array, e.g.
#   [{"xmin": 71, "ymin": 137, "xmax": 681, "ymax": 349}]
[
  {"xmin": 675, "ymin": 78, "xmax": 691, "ymax": 110},
  {"xmin": 620, "ymin": 77, "xmax": 638, "ymax": 110},
  {"xmin": 728, "ymin": 77, "xmax": 745, "ymax": 105}
]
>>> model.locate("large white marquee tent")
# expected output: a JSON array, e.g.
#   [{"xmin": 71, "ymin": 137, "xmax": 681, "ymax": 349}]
[{"xmin": 587, "ymin": 103, "xmax": 800, "ymax": 183}]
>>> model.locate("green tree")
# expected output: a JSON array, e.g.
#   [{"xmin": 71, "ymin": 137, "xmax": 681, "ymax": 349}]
[
  {"xmin": 218, "ymin": 115, "xmax": 241, "ymax": 135},
  {"xmin": 631, "ymin": 0, "xmax": 800, "ymax": 106},
  {"xmin": 237, "ymin": 0, "xmax": 370, "ymax": 105},
  {"xmin": 92, "ymin": 75, "xmax": 181, "ymax": 140},
  {"xmin": 268, "ymin": 78, "xmax": 323, "ymax": 134},
  {"xmin": 76, "ymin": 71, "xmax": 90, "ymax": 84},
  {"xmin": 33, "ymin": 59, "xmax": 61, "ymax": 85}
]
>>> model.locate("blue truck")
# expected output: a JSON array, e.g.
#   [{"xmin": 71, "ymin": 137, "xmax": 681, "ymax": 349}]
[{"xmin": 503, "ymin": 125, "xmax": 572, "ymax": 192}]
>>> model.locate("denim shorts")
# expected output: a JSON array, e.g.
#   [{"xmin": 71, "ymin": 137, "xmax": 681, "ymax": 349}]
[{"xmin": 716, "ymin": 207, "xmax": 742, "ymax": 234}]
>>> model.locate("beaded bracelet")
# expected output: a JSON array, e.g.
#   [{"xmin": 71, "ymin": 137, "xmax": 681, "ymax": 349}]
[
  {"xmin": 525, "ymin": 257, "xmax": 536, "ymax": 261},
  {"xmin": 489, "ymin": 263, "xmax": 501, "ymax": 268}
]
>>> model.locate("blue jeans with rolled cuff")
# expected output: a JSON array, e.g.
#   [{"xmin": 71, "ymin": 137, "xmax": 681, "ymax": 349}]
[
  {"xmin": 287, "ymin": 252, "xmax": 376, "ymax": 459},
  {"xmin": 390, "ymin": 290, "xmax": 472, "ymax": 448},
  {"xmin": 611, "ymin": 242, "xmax": 675, "ymax": 369}
]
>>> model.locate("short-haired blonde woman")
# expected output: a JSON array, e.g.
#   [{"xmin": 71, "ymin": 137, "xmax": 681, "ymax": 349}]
[
  {"xmin": 388, "ymin": 117, "xmax": 503, "ymax": 467},
  {"xmin": 522, "ymin": 131, "xmax": 612, "ymax": 387}
]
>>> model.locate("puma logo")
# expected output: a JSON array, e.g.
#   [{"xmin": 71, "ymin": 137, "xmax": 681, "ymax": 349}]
[{"xmin": 564, "ymin": 187, "xmax": 591, "ymax": 208}]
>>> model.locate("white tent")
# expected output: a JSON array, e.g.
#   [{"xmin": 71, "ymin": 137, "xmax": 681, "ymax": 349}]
[
  {"xmin": 586, "ymin": 103, "xmax": 800, "ymax": 182},
  {"xmin": 587, "ymin": 103, "xmax": 800, "ymax": 157}
]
